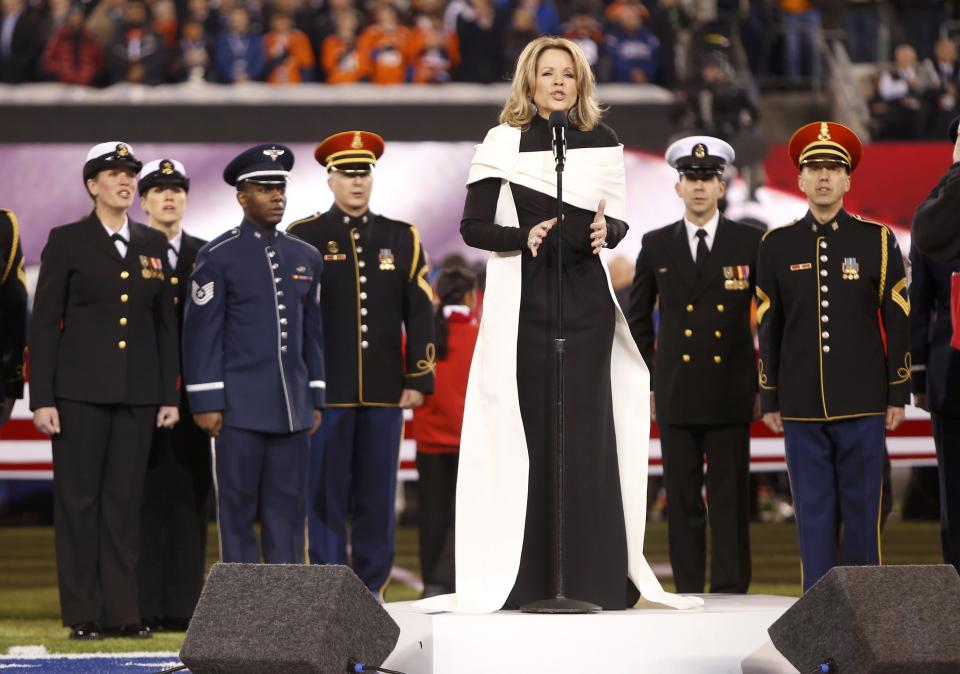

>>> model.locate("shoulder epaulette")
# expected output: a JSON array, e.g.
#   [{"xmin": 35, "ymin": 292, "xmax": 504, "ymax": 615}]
[
  {"xmin": 851, "ymin": 213, "xmax": 887, "ymax": 228},
  {"xmin": 281, "ymin": 230, "xmax": 320, "ymax": 253},
  {"xmin": 286, "ymin": 212, "xmax": 322, "ymax": 232},
  {"xmin": 203, "ymin": 228, "xmax": 242, "ymax": 255},
  {"xmin": 761, "ymin": 219, "xmax": 799, "ymax": 241}
]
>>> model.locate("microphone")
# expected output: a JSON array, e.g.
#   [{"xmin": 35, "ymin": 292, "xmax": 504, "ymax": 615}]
[{"xmin": 549, "ymin": 110, "xmax": 567, "ymax": 170}]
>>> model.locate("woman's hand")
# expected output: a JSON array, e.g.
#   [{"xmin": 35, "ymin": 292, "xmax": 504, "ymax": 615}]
[
  {"xmin": 590, "ymin": 199, "xmax": 607, "ymax": 255},
  {"xmin": 527, "ymin": 217, "xmax": 557, "ymax": 258}
]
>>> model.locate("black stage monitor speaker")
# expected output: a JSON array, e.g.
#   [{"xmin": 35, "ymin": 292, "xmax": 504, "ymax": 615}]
[
  {"xmin": 768, "ymin": 565, "xmax": 960, "ymax": 674},
  {"xmin": 180, "ymin": 563, "xmax": 400, "ymax": 674}
]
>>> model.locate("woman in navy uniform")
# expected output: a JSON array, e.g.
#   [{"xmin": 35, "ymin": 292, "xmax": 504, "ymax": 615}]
[
  {"xmin": 30, "ymin": 142, "xmax": 180, "ymax": 640},
  {"xmin": 0, "ymin": 208, "xmax": 26, "ymax": 424},
  {"xmin": 757, "ymin": 122, "xmax": 910, "ymax": 591},
  {"xmin": 182, "ymin": 144, "xmax": 326, "ymax": 565},
  {"xmin": 135, "ymin": 159, "xmax": 211, "ymax": 632},
  {"xmin": 288, "ymin": 130, "xmax": 435, "ymax": 596},
  {"xmin": 628, "ymin": 135, "xmax": 761, "ymax": 595}
]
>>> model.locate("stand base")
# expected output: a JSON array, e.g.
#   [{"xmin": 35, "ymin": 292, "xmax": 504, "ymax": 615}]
[
  {"xmin": 519, "ymin": 596, "xmax": 601, "ymax": 614},
  {"xmin": 383, "ymin": 595, "xmax": 798, "ymax": 674}
]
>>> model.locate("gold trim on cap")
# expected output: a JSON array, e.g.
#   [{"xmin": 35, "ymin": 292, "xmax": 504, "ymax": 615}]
[{"xmin": 799, "ymin": 141, "xmax": 851, "ymax": 166}]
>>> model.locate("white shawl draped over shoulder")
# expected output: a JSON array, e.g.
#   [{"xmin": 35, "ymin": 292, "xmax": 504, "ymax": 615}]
[{"xmin": 415, "ymin": 124, "xmax": 703, "ymax": 613}]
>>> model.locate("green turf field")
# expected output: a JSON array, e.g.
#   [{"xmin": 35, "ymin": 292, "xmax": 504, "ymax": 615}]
[{"xmin": 0, "ymin": 521, "xmax": 943, "ymax": 654}]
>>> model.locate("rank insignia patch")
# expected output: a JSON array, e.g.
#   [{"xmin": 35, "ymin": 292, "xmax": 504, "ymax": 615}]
[{"xmin": 192, "ymin": 280, "xmax": 214, "ymax": 305}]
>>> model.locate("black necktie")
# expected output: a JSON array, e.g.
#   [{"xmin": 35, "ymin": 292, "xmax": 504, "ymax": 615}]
[
  {"xmin": 167, "ymin": 243, "xmax": 178, "ymax": 270},
  {"xmin": 111, "ymin": 233, "xmax": 128, "ymax": 258},
  {"xmin": 695, "ymin": 229, "xmax": 708, "ymax": 274}
]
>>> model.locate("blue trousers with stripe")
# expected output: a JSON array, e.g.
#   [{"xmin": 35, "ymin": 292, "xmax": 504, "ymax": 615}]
[
  {"xmin": 213, "ymin": 426, "xmax": 309, "ymax": 564},
  {"xmin": 307, "ymin": 407, "xmax": 403, "ymax": 593},
  {"xmin": 783, "ymin": 416, "xmax": 885, "ymax": 591}
]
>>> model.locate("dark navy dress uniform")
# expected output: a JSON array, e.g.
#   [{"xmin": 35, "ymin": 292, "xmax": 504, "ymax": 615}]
[
  {"xmin": 288, "ymin": 130, "xmax": 435, "ymax": 595},
  {"xmin": 629, "ymin": 136, "xmax": 759, "ymax": 595},
  {"xmin": 909, "ymin": 243, "xmax": 960, "ymax": 572},
  {"xmin": 182, "ymin": 145, "xmax": 326, "ymax": 565},
  {"xmin": 30, "ymin": 142, "xmax": 179, "ymax": 633},
  {"xmin": 0, "ymin": 208, "xmax": 27, "ymax": 404},
  {"xmin": 135, "ymin": 159, "xmax": 212, "ymax": 630},
  {"xmin": 630, "ymin": 216, "xmax": 761, "ymax": 594},
  {"xmin": 758, "ymin": 197, "xmax": 910, "ymax": 589}
]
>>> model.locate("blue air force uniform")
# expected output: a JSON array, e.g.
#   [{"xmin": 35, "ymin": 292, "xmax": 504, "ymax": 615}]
[
  {"xmin": 756, "ymin": 122, "xmax": 910, "ymax": 591},
  {"xmin": 182, "ymin": 145, "xmax": 326, "ymax": 564},
  {"xmin": 288, "ymin": 130, "xmax": 435, "ymax": 594}
]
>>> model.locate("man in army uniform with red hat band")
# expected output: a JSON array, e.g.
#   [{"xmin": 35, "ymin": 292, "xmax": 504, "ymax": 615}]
[
  {"xmin": 289, "ymin": 130, "xmax": 435, "ymax": 596},
  {"xmin": 756, "ymin": 122, "xmax": 910, "ymax": 591}
]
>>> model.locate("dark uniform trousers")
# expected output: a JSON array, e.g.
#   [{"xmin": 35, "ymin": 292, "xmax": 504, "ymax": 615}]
[
  {"xmin": 54, "ymin": 402, "xmax": 156, "ymax": 627},
  {"xmin": 183, "ymin": 220, "xmax": 326, "ymax": 566},
  {"xmin": 629, "ymin": 216, "xmax": 761, "ymax": 594},
  {"xmin": 214, "ymin": 426, "xmax": 310, "ymax": 563},
  {"xmin": 0, "ymin": 209, "xmax": 27, "ymax": 402},
  {"xmin": 288, "ymin": 205, "xmax": 435, "ymax": 594},
  {"xmin": 308, "ymin": 408, "xmax": 403, "ymax": 589},
  {"xmin": 909, "ymin": 243, "xmax": 960, "ymax": 572},
  {"xmin": 757, "ymin": 210, "xmax": 910, "ymax": 592},
  {"xmin": 139, "ymin": 231, "xmax": 211, "ymax": 625},
  {"xmin": 30, "ymin": 214, "xmax": 179, "ymax": 627},
  {"xmin": 784, "ymin": 417, "xmax": 885, "ymax": 589}
]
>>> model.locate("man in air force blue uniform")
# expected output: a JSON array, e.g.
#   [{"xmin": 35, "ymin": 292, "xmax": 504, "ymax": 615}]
[{"xmin": 182, "ymin": 144, "xmax": 326, "ymax": 564}]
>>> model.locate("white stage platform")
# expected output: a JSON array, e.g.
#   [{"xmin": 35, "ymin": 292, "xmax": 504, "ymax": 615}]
[{"xmin": 383, "ymin": 594, "xmax": 798, "ymax": 674}]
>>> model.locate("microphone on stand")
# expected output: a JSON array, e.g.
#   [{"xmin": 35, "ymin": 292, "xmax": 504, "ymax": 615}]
[{"xmin": 549, "ymin": 110, "xmax": 567, "ymax": 171}]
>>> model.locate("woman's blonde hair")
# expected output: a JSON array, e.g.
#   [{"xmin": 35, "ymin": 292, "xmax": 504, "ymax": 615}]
[
  {"xmin": 499, "ymin": 36, "xmax": 603, "ymax": 132},
  {"xmin": 500, "ymin": 37, "xmax": 603, "ymax": 131}
]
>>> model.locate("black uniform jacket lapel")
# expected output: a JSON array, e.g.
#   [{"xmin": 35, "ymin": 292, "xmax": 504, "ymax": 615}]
[
  {"xmin": 127, "ymin": 220, "xmax": 147, "ymax": 265},
  {"xmin": 178, "ymin": 233, "xmax": 203, "ymax": 275},
  {"xmin": 689, "ymin": 216, "xmax": 733, "ymax": 303},
  {"xmin": 666, "ymin": 219, "xmax": 698, "ymax": 294},
  {"xmin": 84, "ymin": 212, "xmax": 126, "ymax": 264}
]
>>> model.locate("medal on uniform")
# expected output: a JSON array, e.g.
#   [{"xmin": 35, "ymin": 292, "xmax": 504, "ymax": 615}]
[
  {"xmin": 324, "ymin": 240, "xmax": 346, "ymax": 261},
  {"xmin": 842, "ymin": 257, "xmax": 860, "ymax": 280},
  {"xmin": 379, "ymin": 248, "xmax": 395, "ymax": 271},
  {"xmin": 723, "ymin": 265, "xmax": 749, "ymax": 290},
  {"xmin": 140, "ymin": 255, "xmax": 165, "ymax": 280}
]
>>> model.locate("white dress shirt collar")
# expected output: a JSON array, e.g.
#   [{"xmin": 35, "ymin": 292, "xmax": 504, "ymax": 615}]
[{"xmin": 683, "ymin": 209, "xmax": 720, "ymax": 260}]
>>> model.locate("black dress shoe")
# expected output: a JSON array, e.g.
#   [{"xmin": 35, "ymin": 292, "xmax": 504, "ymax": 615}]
[
  {"xmin": 69, "ymin": 622, "xmax": 103, "ymax": 640},
  {"xmin": 104, "ymin": 623, "xmax": 153, "ymax": 639}
]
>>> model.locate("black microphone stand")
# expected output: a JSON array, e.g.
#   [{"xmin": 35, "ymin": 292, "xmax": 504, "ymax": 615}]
[{"xmin": 521, "ymin": 114, "xmax": 600, "ymax": 615}]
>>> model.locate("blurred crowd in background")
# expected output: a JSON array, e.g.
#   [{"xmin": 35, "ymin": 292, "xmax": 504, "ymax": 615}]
[{"xmin": 0, "ymin": 0, "xmax": 953, "ymax": 97}]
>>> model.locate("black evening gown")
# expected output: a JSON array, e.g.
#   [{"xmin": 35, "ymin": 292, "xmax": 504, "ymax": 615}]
[{"xmin": 460, "ymin": 116, "xmax": 638, "ymax": 609}]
